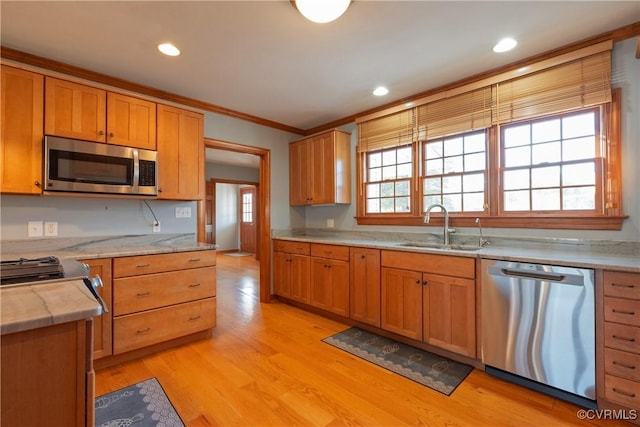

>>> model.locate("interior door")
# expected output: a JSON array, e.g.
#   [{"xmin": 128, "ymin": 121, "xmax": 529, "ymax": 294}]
[{"xmin": 240, "ymin": 186, "xmax": 256, "ymax": 254}]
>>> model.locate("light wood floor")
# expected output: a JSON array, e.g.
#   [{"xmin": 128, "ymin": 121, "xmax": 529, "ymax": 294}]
[{"xmin": 96, "ymin": 255, "xmax": 631, "ymax": 426}]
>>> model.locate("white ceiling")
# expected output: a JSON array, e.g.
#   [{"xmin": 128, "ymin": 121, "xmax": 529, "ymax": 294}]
[{"xmin": 1, "ymin": 1, "xmax": 638, "ymax": 155}]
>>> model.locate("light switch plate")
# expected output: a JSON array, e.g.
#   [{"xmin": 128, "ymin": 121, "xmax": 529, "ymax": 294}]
[
  {"xmin": 175, "ymin": 207, "xmax": 192, "ymax": 218},
  {"xmin": 28, "ymin": 221, "xmax": 44, "ymax": 237}
]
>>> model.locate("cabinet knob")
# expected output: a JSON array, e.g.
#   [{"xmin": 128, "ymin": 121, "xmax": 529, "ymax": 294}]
[
  {"xmin": 415, "ymin": 279, "xmax": 421, "ymax": 284},
  {"xmin": 98, "ymin": 130, "xmax": 105, "ymax": 136},
  {"xmin": 34, "ymin": 180, "xmax": 41, "ymax": 187},
  {"xmin": 108, "ymin": 132, "xmax": 115, "ymax": 138},
  {"xmin": 423, "ymin": 280, "xmax": 428, "ymax": 286},
  {"xmin": 360, "ymin": 255, "xmax": 366, "ymax": 259},
  {"xmin": 158, "ymin": 188, "xmax": 163, "ymax": 193}
]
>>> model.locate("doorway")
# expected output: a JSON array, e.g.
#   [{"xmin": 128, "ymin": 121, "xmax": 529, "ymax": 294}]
[
  {"xmin": 202, "ymin": 138, "xmax": 271, "ymax": 303},
  {"xmin": 240, "ymin": 186, "xmax": 257, "ymax": 255}
]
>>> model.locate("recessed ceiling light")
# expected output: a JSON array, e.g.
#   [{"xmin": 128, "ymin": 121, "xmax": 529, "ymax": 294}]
[
  {"xmin": 158, "ymin": 43, "xmax": 180, "ymax": 56},
  {"xmin": 493, "ymin": 38, "xmax": 517, "ymax": 53},
  {"xmin": 373, "ymin": 86, "xmax": 389, "ymax": 96}
]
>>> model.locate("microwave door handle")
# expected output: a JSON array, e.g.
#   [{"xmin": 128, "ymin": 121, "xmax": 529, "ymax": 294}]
[{"xmin": 132, "ymin": 149, "xmax": 140, "ymax": 192}]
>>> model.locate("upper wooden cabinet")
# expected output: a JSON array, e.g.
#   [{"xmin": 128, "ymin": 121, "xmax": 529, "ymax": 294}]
[
  {"xmin": 156, "ymin": 104, "xmax": 204, "ymax": 200},
  {"xmin": 1, "ymin": 66, "xmax": 44, "ymax": 194},
  {"xmin": 44, "ymin": 77, "xmax": 156, "ymax": 149},
  {"xmin": 289, "ymin": 129, "xmax": 351, "ymax": 206}
]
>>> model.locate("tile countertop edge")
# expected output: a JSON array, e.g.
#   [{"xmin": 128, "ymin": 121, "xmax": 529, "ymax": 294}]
[
  {"xmin": 1, "ymin": 279, "xmax": 102, "ymax": 335},
  {"xmin": 272, "ymin": 235, "xmax": 640, "ymax": 273}
]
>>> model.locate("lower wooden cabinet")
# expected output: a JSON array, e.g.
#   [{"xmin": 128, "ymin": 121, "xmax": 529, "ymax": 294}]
[
  {"xmin": 274, "ymin": 251, "xmax": 310, "ymax": 303},
  {"xmin": 309, "ymin": 244, "xmax": 350, "ymax": 316},
  {"xmin": 1, "ymin": 319, "xmax": 94, "ymax": 427},
  {"xmin": 381, "ymin": 266, "xmax": 423, "ymax": 340},
  {"xmin": 349, "ymin": 247, "xmax": 381, "ymax": 327},
  {"xmin": 81, "ymin": 258, "xmax": 113, "ymax": 360}
]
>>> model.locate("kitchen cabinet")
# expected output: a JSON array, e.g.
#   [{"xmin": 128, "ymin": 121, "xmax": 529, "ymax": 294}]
[
  {"xmin": 380, "ymin": 250, "xmax": 476, "ymax": 357},
  {"xmin": 112, "ymin": 250, "xmax": 216, "ymax": 354},
  {"xmin": 601, "ymin": 271, "xmax": 640, "ymax": 414},
  {"xmin": 157, "ymin": 104, "xmax": 204, "ymax": 200},
  {"xmin": 1, "ymin": 65, "xmax": 44, "ymax": 194},
  {"xmin": 273, "ymin": 240, "xmax": 310, "ymax": 304},
  {"xmin": 309, "ymin": 243, "xmax": 350, "ymax": 316},
  {"xmin": 45, "ymin": 77, "xmax": 156, "ymax": 149},
  {"xmin": 289, "ymin": 129, "xmax": 351, "ymax": 206},
  {"xmin": 1, "ymin": 319, "xmax": 94, "ymax": 426},
  {"xmin": 350, "ymin": 247, "xmax": 381, "ymax": 327},
  {"xmin": 81, "ymin": 258, "xmax": 113, "ymax": 360}
]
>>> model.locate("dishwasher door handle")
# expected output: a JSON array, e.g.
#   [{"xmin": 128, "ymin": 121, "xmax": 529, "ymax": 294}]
[{"xmin": 488, "ymin": 265, "xmax": 585, "ymax": 286}]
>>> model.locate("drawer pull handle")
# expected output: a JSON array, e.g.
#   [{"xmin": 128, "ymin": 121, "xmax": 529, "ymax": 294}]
[
  {"xmin": 189, "ymin": 315, "xmax": 201, "ymax": 321},
  {"xmin": 189, "ymin": 283, "xmax": 201, "ymax": 288},
  {"xmin": 189, "ymin": 258, "xmax": 201, "ymax": 262},
  {"xmin": 136, "ymin": 264, "xmax": 150, "ymax": 268},
  {"xmin": 611, "ymin": 283, "xmax": 635, "ymax": 288},
  {"xmin": 136, "ymin": 291, "xmax": 151, "ymax": 297},
  {"xmin": 612, "ymin": 387, "xmax": 636, "ymax": 398},
  {"xmin": 612, "ymin": 335, "xmax": 636, "ymax": 342},
  {"xmin": 613, "ymin": 361, "xmax": 636, "ymax": 370},
  {"xmin": 136, "ymin": 327, "xmax": 151, "ymax": 334},
  {"xmin": 612, "ymin": 309, "xmax": 636, "ymax": 315}
]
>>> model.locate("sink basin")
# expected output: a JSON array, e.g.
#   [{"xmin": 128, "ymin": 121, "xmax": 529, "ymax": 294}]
[{"xmin": 395, "ymin": 242, "xmax": 483, "ymax": 251}]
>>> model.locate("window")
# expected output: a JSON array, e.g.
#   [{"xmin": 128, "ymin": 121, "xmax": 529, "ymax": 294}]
[
  {"xmin": 356, "ymin": 44, "xmax": 624, "ymax": 229},
  {"xmin": 242, "ymin": 192, "xmax": 253, "ymax": 223}
]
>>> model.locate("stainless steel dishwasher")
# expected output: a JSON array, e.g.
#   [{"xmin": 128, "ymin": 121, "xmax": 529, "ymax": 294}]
[{"xmin": 481, "ymin": 259, "xmax": 596, "ymax": 408}]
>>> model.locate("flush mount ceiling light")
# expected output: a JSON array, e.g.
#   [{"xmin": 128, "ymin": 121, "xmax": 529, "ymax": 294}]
[
  {"xmin": 158, "ymin": 43, "xmax": 180, "ymax": 56},
  {"xmin": 493, "ymin": 37, "xmax": 517, "ymax": 53},
  {"xmin": 373, "ymin": 86, "xmax": 389, "ymax": 96},
  {"xmin": 292, "ymin": 0, "xmax": 351, "ymax": 24}
]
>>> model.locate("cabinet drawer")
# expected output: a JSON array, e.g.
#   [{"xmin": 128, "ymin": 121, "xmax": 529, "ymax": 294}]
[
  {"xmin": 113, "ymin": 250, "xmax": 216, "ymax": 278},
  {"xmin": 605, "ymin": 296, "xmax": 640, "ymax": 327},
  {"xmin": 605, "ymin": 348, "xmax": 640, "ymax": 382},
  {"xmin": 113, "ymin": 298, "xmax": 216, "ymax": 354},
  {"xmin": 273, "ymin": 240, "xmax": 310, "ymax": 255},
  {"xmin": 381, "ymin": 250, "xmax": 475, "ymax": 279},
  {"xmin": 311, "ymin": 243, "xmax": 350, "ymax": 261},
  {"xmin": 113, "ymin": 267, "xmax": 216, "ymax": 316},
  {"xmin": 604, "ymin": 271, "xmax": 640, "ymax": 300},
  {"xmin": 604, "ymin": 322, "xmax": 640, "ymax": 354},
  {"xmin": 604, "ymin": 374, "xmax": 640, "ymax": 409}
]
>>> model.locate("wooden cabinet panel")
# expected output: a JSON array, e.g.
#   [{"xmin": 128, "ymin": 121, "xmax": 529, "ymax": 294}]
[
  {"xmin": 1, "ymin": 66, "xmax": 44, "ymax": 194},
  {"xmin": 381, "ymin": 250, "xmax": 475, "ymax": 279},
  {"xmin": 113, "ymin": 250, "xmax": 216, "ymax": 278},
  {"xmin": 604, "ymin": 296, "xmax": 640, "ymax": 327},
  {"xmin": 289, "ymin": 129, "xmax": 351, "ymax": 206},
  {"xmin": 157, "ymin": 104, "xmax": 204, "ymax": 200},
  {"xmin": 45, "ymin": 77, "xmax": 106, "ymax": 142},
  {"xmin": 604, "ymin": 348, "xmax": 640, "ymax": 382},
  {"xmin": 604, "ymin": 375, "xmax": 640, "ymax": 409},
  {"xmin": 274, "ymin": 251, "xmax": 292, "ymax": 299},
  {"xmin": 81, "ymin": 258, "xmax": 113, "ymax": 360},
  {"xmin": 273, "ymin": 242, "xmax": 311, "ymax": 304},
  {"xmin": 350, "ymin": 247, "xmax": 381, "ymax": 327},
  {"xmin": 114, "ymin": 267, "xmax": 216, "ymax": 315},
  {"xmin": 290, "ymin": 254, "xmax": 311, "ymax": 304},
  {"xmin": 423, "ymin": 273, "xmax": 476, "ymax": 357},
  {"xmin": 381, "ymin": 267, "xmax": 423, "ymax": 340},
  {"xmin": 310, "ymin": 258, "xmax": 349, "ymax": 316},
  {"xmin": 106, "ymin": 92, "xmax": 156, "ymax": 149},
  {"xmin": 603, "ymin": 271, "xmax": 640, "ymax": 299},
  {"xmin": 311, "ymin": 243, "xmax": 350, "ymax": 261},
  {"xmin": 273, "ymin": 240, "xmax": 310, "ymax": 255},
  {"xmin": 604, "ymin": 323, "xmax": 640, "ymax": 354},
  {"xmin": 113, "ymin": 298, "xmax": 216, "ymax": 354}
]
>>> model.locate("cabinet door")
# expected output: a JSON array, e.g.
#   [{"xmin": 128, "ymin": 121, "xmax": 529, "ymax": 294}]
[
  {"xmin": 106, "ymin": 92, "xmax": 156, "ymax": 150},
  {"xmin": 310, "ymin": 133, "xmax": 332, "ymax": 204},
  {"xmin": 290, "ymin": 254, "xmax": 311, "ymax": 304},
  {"xmin": 81, "ymin": 258, "xmax": 113, "ymax": 359},
  {"xmin": 289, "ymin": 139, "xmax": 312, "ymax": 205},
  {"xmin": 350, "ymin": 247, "xmax": 381, "ymax": 327},
  {"xmin": 310, "ymin": 258, "xmax": 349, "ymax": 316},
  {"xmin": 423, "ymin": 273, "xmax": 476, "ymax": 357},
  {"xmin": 381, "ymin": 267, "xmax": 423, "ymax": 340},
  {"xmin": 274, "ymin": 251, "xmax": 292, "ymax": 298},
  {"xmin": 45, "ymin": 77, "xmax": 106, "ymax": 142},
  {"xmin": 157, "ymin": 104, "xmax": 204, "ymax": 200},
  {"xmin": 1, "ymin": 66, "xmax": 44, "ymax": 194}
]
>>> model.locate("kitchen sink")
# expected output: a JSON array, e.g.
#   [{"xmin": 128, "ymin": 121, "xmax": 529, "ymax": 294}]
[{"xmin": 395, "ymin": 242, "xmax": 483, "ymax": 251}]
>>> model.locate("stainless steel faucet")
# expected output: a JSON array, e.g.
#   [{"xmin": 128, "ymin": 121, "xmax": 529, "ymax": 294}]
[
  {"xmin": 475, "ymin": 217, "xmax": 489, "ymax": 247},
  {"xmin": 424, "ymin": 203, "xmax": 450, "ymax": 246}
]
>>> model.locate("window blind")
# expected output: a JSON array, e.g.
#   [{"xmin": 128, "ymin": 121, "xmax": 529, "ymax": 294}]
[
  {"xmin": 415, "ymin": 87, "xmax": 493, "ymax": 140},
  {"xmin": 357, "ymin": 109, "xmax": 415, "ymax": 153},
  {"xmin": 494, "ymin": 51, "xmax": 612, "ymax": 124}
]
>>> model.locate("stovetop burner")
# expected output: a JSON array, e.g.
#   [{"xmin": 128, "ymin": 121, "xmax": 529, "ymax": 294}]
[{"xmin": 1, "ymin": 256, "xmax": 64, "ymax": 285}]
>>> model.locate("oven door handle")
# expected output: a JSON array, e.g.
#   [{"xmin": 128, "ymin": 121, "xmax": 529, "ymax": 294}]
[{"xmin": 83, "ymin": 276, "xmax": 109, "ymax": 314}]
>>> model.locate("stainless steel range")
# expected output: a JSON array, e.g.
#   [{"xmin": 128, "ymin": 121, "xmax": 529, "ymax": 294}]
[{"xmin": 1, "ymin": 256, "xmax": 108, "ymax": 312}]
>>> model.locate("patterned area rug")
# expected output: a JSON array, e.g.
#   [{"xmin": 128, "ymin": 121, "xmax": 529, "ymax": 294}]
[
  {"xmin": 323, "ymin": 327, "xmax": 473, "ymax": 395},
  {"xmin": 95, "ymin": 377, "xmax": 184, "ymax": 427}
]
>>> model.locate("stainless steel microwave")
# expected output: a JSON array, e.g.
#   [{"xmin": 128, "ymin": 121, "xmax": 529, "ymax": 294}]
[{"xmin": 44, "ymin": 136, "xmax": 158, "ymax": 196}]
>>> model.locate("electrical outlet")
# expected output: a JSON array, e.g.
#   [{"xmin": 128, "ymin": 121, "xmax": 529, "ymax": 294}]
[
  {"xmin": 152, "ymin": 221, "xmax": 161, "ymax": 232},
  {"xmin": 27, "ymin": 221, "xmax": 44, "ymax": 237},
  {"xmin": 44, "ymin": 221, "xmax": 58, "ymax": 237},
  {"xmin": 175, "ymin": 207, "xmax": 191, "ymax": 218},
  {"xmin": 326, "ymin": 218, "xmax": 335, "ymax": 228}
]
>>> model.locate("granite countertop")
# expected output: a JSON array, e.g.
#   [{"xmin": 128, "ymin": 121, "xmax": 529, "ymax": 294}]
[
  {"xmin": 0, "ymin": 233, "xmax": 216, "ymax": 261},
  {"xmin": 273, "ymin": 231, "xmax": 640, "ymax": 273},
  {"xmin": 1, "ymin": 279, "xmax": 102, "ymax": 335}
]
